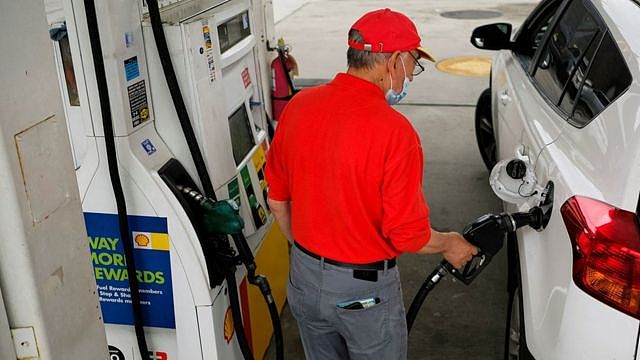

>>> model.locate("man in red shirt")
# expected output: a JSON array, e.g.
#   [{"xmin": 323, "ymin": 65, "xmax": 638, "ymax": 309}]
[{"xmin": 265, "ymin": 8, "xmax": 478, "ymax": 359}]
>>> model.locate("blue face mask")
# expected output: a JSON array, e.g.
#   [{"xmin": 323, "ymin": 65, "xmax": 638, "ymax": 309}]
[{"xmin": 385, "ymin": 57, "xmax": 410, "ymax": 105}]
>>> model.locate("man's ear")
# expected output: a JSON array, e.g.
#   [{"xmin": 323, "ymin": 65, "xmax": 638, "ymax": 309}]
[{"xmin": 386, "ymin": 51, "xmax": 402, "ymax": 73}]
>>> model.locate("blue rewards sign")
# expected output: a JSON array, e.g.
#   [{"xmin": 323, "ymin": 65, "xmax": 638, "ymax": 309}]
[{"xmin": 84, "ymin": 213, "xmax": 175, "ymax": 329}]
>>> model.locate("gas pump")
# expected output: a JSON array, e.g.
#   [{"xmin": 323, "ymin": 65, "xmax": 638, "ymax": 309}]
[{"xmin": 45, "ymin": 0, "xmax": 289, "ymax": 359}]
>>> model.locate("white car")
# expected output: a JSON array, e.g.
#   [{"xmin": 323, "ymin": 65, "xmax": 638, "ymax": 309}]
[{"xmin": 471, "ymin": 0, "xmax": 640, "ymax": 359}]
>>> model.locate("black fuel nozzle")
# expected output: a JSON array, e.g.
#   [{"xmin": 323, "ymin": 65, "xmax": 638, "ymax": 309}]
[
  {"xmin": 509, "ymin": 205, "xmax": 544, "ymax": 231},
  {"xmin": 446, "ymin": 213, "xmax": 512, "ymax": 284},
  {"xmin": 462, "ymin": 213, "xmax": 513, "ymax": 256},
  {"xmin": 446, "ymin": 206, "xmax": 545, "ymax": 284},
  {"xmin": 408, "ymin": 205, "xmax": 548, "ymax": 332}
]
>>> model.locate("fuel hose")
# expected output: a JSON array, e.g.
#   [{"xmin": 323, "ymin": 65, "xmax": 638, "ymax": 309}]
[
  {"xmin": 82, "ymin": 0, "xmax": 149, "ymax": 357},
  {"xmin": 231, "ymin": 234, "xmax": 284, "ymax": 360},
  {"xmin": 226, "ymin": 273, "xmax": 256, "ymax": 360},
  {"xmin": 146, "ymin": 1, "xmax": 284, "ymax": 357},
  {"xmin": 177, "ymin": 186, "xmax": 285, "ymax": 360},
  {"xmin": 406, "ymin": 261, "xmax": 452, "ymax": 332},
  {"xmin": 146, "ymin": 0, "xmax": 216, "ymax": 200},
  {"xmin": 146, "ymin": 0, "xmax": 255, "ymax": 356}
]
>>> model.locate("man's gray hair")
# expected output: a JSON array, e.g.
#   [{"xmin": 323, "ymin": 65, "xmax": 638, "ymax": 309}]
[{"xmin": 347, "ymin": 29, "xmax": 390, "ymax": 70}]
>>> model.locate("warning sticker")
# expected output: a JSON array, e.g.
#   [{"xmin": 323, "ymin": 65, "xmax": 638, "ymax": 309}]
[
  {"xmin": 241, "ymin": 67, "xmax": 251, "ymax": 88},
  {"xmin": 141, "ymin": 139, "xmax": 156, "ymax": 155},
  {"xmin": 127, "ymin": 80, "xmax": 150, "ymax": 127},
  {"xmin": 202, "ymin": 20, "xmax": 216, "ymax": 83},
  {"xmin": 124, "ymin": 56, "xmax": 140, "ymax": 81},
  {"xmin": 84, "ymin": 212, "xmax": 175, "ymax": 329}
]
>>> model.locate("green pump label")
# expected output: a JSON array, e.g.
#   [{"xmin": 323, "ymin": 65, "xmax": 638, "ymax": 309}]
[
  {"xmin": 228, "ymin": 178, "xmax": 241, "ymax": 206},
  {"xmin": 240, "ymin": 166, "xmax": 267, "ymax": 227}
]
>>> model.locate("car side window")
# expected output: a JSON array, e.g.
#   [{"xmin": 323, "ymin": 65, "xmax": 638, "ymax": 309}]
[
  {"xmin": 528, "ymin": 0, "xmax": 633, "ymax": 128},
  {"xmin": 513, "ymin": 0, "xmax": 562, "ymax": 69},
  {"xmin": 533, "ymin": 0, "xmax": 601, "ymax": 109},
  {"xmin": 569, "ymin": 32, "xmax": 632, "ymax": 127}
]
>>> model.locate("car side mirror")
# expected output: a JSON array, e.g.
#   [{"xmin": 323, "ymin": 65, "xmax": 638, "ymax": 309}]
[{"xmin": 471, "ymin": 23, "xmax": 513, "ymax": 50}]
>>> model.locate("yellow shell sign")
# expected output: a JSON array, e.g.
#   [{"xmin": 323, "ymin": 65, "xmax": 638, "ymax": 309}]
[{"xmin": 134, "ymin": 233, "xmax": 150, "ymax": 247}]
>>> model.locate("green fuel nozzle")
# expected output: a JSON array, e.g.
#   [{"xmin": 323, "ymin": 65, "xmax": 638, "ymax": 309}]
[
  {"xmin": 200, "ymin": 198, "xmax": 245, "ymax": 236},
  {"xmin": 175, "ymin": 185, "xmax": 244, "ymax": 235},
  {"xmin": 176, "ymin": 185, "xmax": 256, "ymax": 272}
]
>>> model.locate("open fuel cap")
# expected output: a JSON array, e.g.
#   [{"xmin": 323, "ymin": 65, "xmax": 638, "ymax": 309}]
[{"xmin": 506, "ymin": 159, "xmax": 527, "ymax": 179}]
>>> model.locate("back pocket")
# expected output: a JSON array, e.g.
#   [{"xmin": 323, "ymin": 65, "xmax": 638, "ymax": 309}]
[
  {"xmin": 287, "ymin": 276, "xmax": 306, "ymax": 321},
  {"xmin": 336, "ymin": 298, "xmax": 389, "ymax": 350}
]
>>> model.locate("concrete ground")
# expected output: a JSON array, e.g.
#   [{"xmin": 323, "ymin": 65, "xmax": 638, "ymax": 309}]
[{"xmin": 266, "ymin": 1, "xmax": 538, "ymax": 359}]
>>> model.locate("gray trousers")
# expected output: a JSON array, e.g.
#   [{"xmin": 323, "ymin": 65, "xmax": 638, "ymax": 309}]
[{"xmin": 287, "ymin": 245, "xmax": 408, "ymax": 360}]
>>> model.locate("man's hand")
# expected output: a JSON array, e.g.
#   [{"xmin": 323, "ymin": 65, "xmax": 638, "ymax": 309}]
[
  {"xmin": 415, "ymin": 229, "xmax": 478, "ymax": 269},
  {"xmin": 440, "ymin": 232, "xmax": 478, "ymax": 269}
]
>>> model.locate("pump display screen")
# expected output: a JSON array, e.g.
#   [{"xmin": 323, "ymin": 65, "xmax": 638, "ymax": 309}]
[
  {"xmin": 218, "ymin": 11, "xmax": 251, "ymax": 53},
  {"xmin": 229, "ymin": 105, "xmax": 255, "ymax": 165}
]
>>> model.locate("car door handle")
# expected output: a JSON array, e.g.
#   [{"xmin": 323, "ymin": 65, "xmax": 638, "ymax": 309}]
[{"xmin": 499, "ymin": 89, "xmax": 511, "ymax": 105}]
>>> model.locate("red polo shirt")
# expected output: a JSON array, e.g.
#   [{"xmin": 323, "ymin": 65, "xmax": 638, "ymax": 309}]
[{"xmin": 265, "ymin": 73, "xmax": 431, "ymax": 263}]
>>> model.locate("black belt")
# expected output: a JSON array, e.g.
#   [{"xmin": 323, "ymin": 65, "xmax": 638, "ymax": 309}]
[{"xmin": 294, "ymin": 242, "xmax": 396, "ymax": 271}]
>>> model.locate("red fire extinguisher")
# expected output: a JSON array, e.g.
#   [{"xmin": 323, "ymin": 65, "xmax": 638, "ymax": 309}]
[{"xmin": 271, "ymin": 38, "xmax": 299, "ymax": 122}]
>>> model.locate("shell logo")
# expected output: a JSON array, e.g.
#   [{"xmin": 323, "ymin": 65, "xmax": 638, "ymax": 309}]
[
  {"xmin": 223, "ymin": 307, "xmax": 235, "ymax": 343},
  {"xmin": 140, "ymin": 107, "xmax": 150, "ymax": 120},
  {"xmin": 134, "ymin": 233, "xmax": 150, "ymax": 247}
]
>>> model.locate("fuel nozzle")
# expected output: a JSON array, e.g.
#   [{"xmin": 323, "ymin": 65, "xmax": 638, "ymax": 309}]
[
  {"xmin": 175, "ymin": 185, "xmax": 244, "ymax": 234},
  {"xmin": 201, "ymin": 198, "xmax": 256, "ymax": 274},
  {"xmin": 445, "ymin": 213, "xmax": 511, "ymax": 284},
  {"xmin": 408, "ymin": 204, "xmax": 551, "ymax": 332},
  {"xmin": 200, "ymin": 198, "xmax": 244, "ymax": 236},
  {"xmin": 447, "ymin": 206, "xmax": 546, "ymax": 284},
  {"xmin": 509, "ymin": 206, "xmax": 544, "ymax": 231},
  {"xmin": 176, "ymin": 186, "xmax": 255, "ymax": 269}
]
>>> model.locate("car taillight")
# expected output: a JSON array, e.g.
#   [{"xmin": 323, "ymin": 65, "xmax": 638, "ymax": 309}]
[{"xmin": 561, "ymin": 196, "xmax": 640, "ymax": 319}]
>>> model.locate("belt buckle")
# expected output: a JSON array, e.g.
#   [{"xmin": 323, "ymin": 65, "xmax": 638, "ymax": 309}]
[{"xmin": 353, "ymin": 269, "xmax": 378, "ymax": 282}]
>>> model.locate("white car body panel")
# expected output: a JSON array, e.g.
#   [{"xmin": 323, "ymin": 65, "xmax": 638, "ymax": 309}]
[{"xmin": 490, "ymin": 0, "xmax": 640, "ymax": 358}]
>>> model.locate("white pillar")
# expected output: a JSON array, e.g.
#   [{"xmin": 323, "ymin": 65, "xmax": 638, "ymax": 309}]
[{"xmin": 0, "ymin": 0, "xmax": 108, "ymax": 358}]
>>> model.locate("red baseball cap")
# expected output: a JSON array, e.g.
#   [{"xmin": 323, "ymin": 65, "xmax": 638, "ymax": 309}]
[{"xmin": 348, "ymin": 8, "xmax": 435, "ymax": 62}]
